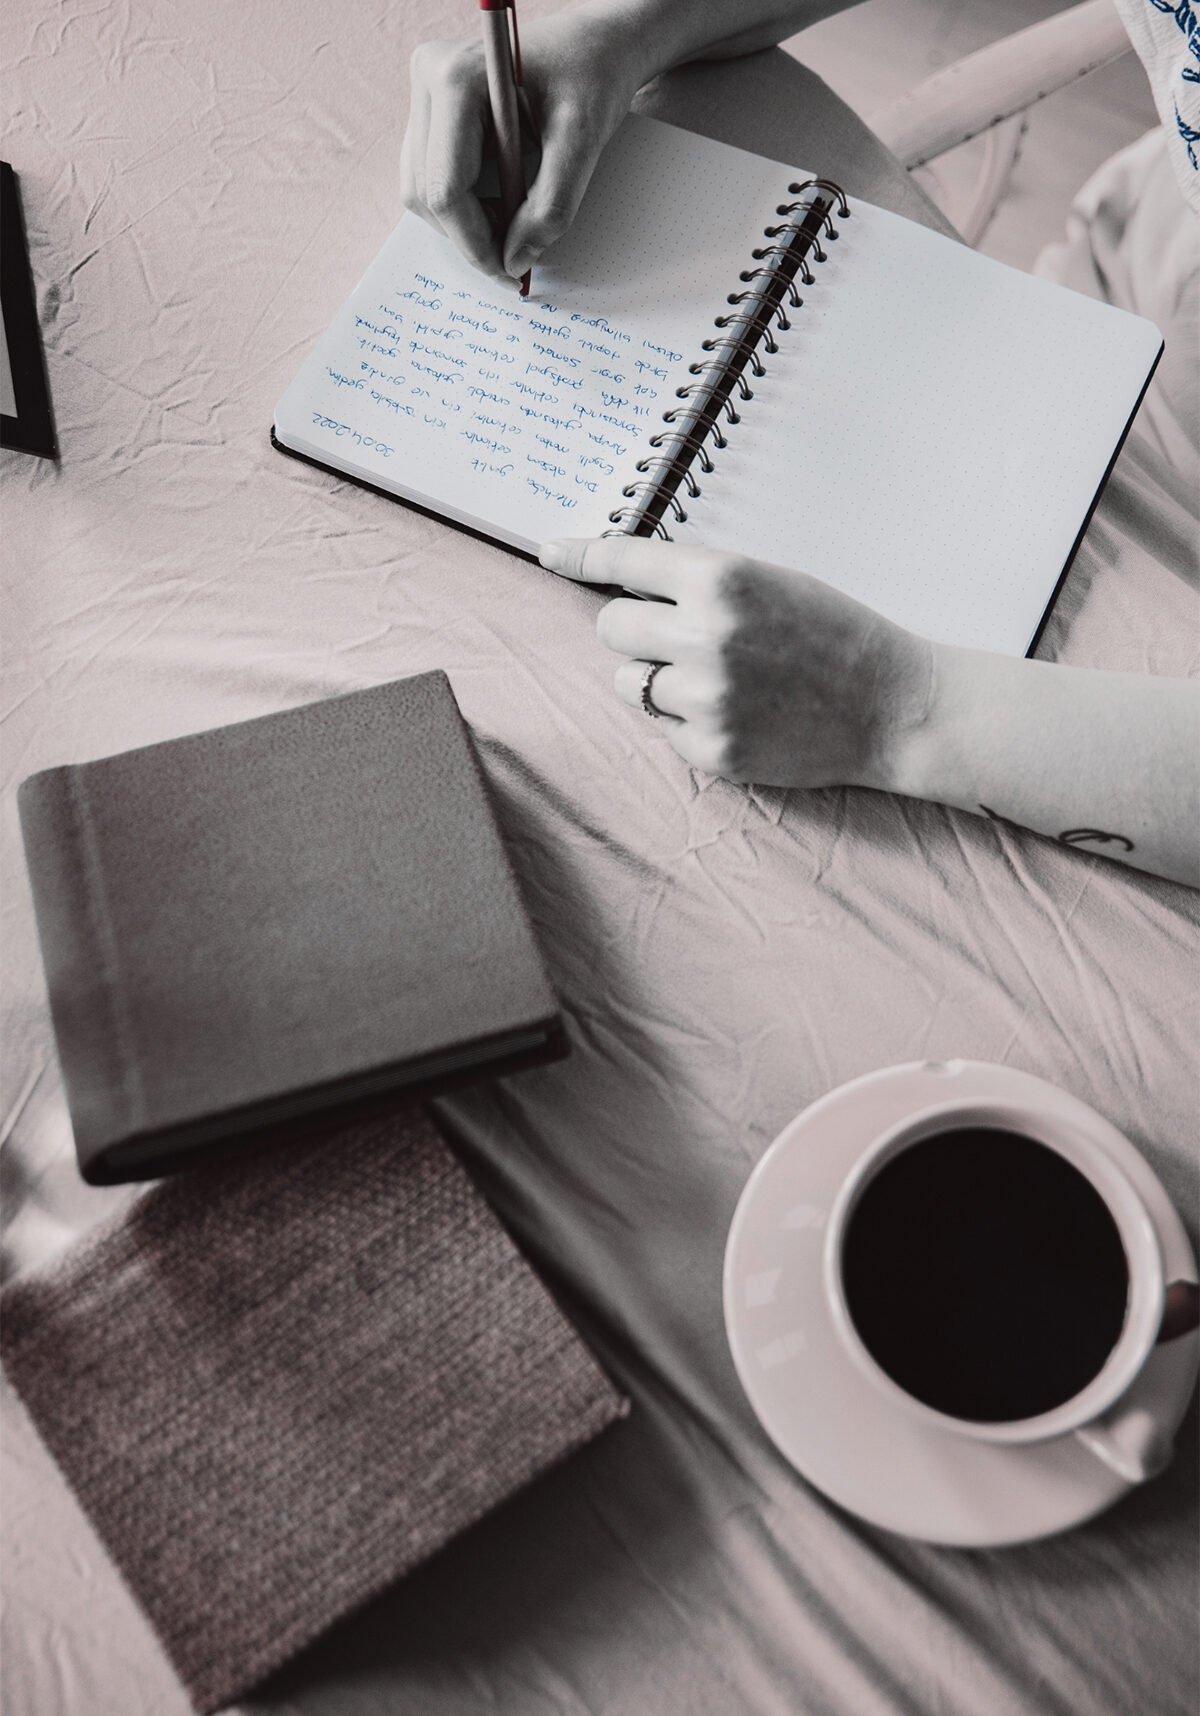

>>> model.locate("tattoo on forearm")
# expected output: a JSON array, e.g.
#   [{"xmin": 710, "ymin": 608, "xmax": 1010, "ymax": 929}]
[
  {"xmin": 1057, "ymin": 826, "xmax": 1135, "ymax": 852},
  {"xmin": 978, "ymin": 805, "xmax": 1135, "ymax": 853}
]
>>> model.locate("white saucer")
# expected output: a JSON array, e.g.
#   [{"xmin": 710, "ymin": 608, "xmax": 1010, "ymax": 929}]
[{"xmin": 723, "ymin": 1061, "xmax": 1199, "ymax": 1547}]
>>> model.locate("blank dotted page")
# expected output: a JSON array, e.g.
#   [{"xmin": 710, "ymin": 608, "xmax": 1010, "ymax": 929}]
[
  {"xmin": 670, "ymin": 194, "xmax": 1163, "ymax": 654},
  {"xmin": 274, "ymin": 116, "xmax": 790, "ymax": 553}
]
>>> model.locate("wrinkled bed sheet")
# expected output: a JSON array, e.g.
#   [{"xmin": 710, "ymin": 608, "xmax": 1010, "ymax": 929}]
[{"xmin": 2, "ymin": 6, "xmax": 1198, "ymax": 1716}]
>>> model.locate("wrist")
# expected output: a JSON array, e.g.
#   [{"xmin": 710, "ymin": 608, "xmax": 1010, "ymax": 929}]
[
  {"xmin": 567, "ymin": 0, "xmax": 747, "ymax": 89},
  {"xmin": 866, "ymin": 632, "xmax": 949, "ymax": 800},
  {"xmin": 568, "ymin": 0, "xmax": 840, "ymax": 81}
]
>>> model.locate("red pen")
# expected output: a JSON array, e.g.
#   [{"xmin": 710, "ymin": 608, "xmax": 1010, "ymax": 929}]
[{"xmin": 479, "ymin": 0, "xmax": 530, "ymax": 296}]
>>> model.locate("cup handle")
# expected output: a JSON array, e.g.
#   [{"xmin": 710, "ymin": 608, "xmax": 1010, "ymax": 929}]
[
  {"xmin": 1073, "ymin": 1282, "xmax": 1198, "ymax": 1484},
  {"xmin": 1157, "ymin": 1280, "xmax": 1200, "ymax": 1343},
  {"xmin": 1074, "ymin": 1406, "xmax": 1174, "ymax": 1485}
]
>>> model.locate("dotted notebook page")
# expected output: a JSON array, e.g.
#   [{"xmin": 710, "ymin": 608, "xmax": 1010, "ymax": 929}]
[
  {"xmin": 274, "ymin": 115, "xmax": 793, "ymax": 553},
  {"xmin": 671, "ymin": 198, "xmax": 1163, "ymax": 655}
]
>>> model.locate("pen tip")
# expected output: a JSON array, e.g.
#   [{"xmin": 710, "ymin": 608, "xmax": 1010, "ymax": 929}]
[{"xmin": 519, "ymin": 269, "xmax": 531, "ymax": 298}]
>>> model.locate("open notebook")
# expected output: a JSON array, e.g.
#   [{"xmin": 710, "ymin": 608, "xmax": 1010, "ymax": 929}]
[{"xmin": 273, "ymin": 114, "xmax": 1162, "ymax": 657}]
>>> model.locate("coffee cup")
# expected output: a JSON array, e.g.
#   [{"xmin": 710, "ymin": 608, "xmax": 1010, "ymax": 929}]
[{"xmin": 822, "ymin": 1093, "xmax": 1191, "ymax": 1484}]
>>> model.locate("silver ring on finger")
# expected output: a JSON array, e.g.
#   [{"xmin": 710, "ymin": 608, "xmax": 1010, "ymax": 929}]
[{"xmin": 639, "ymin": 659, "xmax": 670, "ymax": 718}]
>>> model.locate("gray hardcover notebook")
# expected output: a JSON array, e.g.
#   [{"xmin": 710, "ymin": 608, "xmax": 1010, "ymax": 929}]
[
  {"xmin": 0, "ymin": 1106, "xmax": 629, "ymax": 1714},
  {"xmin": 18, "ymin": 670, "xmax": 567, "ymax": 1183}
]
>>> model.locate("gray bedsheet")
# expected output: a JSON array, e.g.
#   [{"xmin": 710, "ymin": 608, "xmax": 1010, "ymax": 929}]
[{"xmin": 2, "ymin": 5, "xmax": 1197, "ymax": 1714}]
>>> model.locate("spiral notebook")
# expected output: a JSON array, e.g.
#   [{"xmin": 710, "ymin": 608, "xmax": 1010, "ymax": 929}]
[{"xmin": 273, "ymin": 113, "xmax": 1163, "ymax": 657}]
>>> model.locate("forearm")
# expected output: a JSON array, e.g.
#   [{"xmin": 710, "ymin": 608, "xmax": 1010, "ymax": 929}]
[
  {"xmin": 566, "ymin": 0, "xmax": 863, "ymax": 88},
  {"xmin": 891, "ymin": 648, "xmax": 1200, "ymax": 887}
]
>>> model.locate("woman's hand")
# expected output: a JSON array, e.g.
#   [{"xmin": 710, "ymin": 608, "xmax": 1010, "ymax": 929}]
[
  {"xmin": 399, "ymin": 1, "xmax": 843, "ymax": 284},
  {"xmin": 541, "ymin": 534, "xmax": 1200, "ymax": 886},
  {"xmin": 538, "ymin": 535, "xmax": 935, "ymax": 791},
  {"xmin": 400, "ymin": 8, "xmax": 656, "ymax": 287}
]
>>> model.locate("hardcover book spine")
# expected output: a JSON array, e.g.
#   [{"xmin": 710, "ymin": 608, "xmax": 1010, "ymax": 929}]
[{"xmin": 18, "ymin": 766, "xmax": 136, "ymax": 1174}]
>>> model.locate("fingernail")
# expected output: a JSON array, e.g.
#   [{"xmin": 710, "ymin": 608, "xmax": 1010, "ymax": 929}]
[
  {"xmin": 539, "ymin": 540, "xmax": 565, "ymax": 571},
  {"xmin": 508, "ymin": 248, "xmax": 538, "ymax": 278}
]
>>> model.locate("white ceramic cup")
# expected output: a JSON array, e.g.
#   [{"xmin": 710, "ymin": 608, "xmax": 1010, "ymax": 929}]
[{"xmin": 822, "ymin": 1096, "xmax": 1174, "ymax": 1484}]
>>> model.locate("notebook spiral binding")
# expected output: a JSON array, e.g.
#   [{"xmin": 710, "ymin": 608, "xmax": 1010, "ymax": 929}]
[{"xmin": 604, "ymin": 178, "xmax": 849, "ymax": 541}]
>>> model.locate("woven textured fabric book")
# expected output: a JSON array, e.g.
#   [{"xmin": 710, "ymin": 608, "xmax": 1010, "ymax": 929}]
[
  {"xmin": 272, "ymin": 112, "xmax": 1162, "ymax": 658},
  {"xmin": 0, "ymin": 1105, "xmax": 629, "ymax": 1715},
  {"xmin": 18, "ymin": 670, "xmax": 567, "ymax": 1184}
]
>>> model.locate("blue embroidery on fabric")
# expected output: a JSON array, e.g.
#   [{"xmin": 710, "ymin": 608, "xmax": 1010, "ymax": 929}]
[
  {"xmin": 1176, "ymin": 104, "xmax": 1200, "ymax": 166},
  {"xmin": 1147, "ymin": 0, "xmax": 1200, "ymax": 167}
]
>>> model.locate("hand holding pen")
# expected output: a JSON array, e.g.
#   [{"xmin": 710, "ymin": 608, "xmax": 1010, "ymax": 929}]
[{"xmin": 400, "ymin": 5, "xmax": 651, "ymax": 289}]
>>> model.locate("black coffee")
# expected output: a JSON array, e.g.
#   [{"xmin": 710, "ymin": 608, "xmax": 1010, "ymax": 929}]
[{"xmin": 841, "ymin": 1128, "xmax": 1129, "ymax": 1422}]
